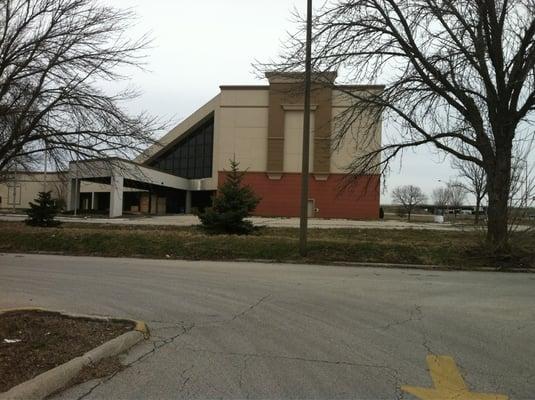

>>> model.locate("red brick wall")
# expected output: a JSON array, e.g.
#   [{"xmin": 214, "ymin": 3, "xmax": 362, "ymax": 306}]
[{"xmin": 218, "ymin": 172, "xmax": 380, "ymax": 219}]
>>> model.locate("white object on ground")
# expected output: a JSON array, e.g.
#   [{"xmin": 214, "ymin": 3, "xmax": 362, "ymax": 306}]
[{"xmin": 3, "ymin": 338, "xmax": 21, "ymax": 343}]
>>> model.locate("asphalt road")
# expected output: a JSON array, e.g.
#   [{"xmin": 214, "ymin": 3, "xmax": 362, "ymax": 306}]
[{"xmin": 0, "ymin": 253, "xmax": 533, "ymax": 399}]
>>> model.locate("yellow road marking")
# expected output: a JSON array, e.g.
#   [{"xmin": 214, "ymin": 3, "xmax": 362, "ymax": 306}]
[{"xmin": 401, "ymin": 355, "xmax": 509, "ymax": 400}]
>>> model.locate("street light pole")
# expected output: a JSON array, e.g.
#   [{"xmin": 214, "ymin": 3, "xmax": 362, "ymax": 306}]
[
  {"xmin": 299, "ymin": 0, "xmax": 313, "ymax": 257},
  {"xmin": 43, "ymin": 142, "xmax": 48, "ymax": 193},
  {"xmin": 74, "ymin": 133, "xmax": 81, "ymax": 216}
]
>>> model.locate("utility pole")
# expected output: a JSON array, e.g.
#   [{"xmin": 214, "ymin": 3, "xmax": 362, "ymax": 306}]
[
  {"xmin": 73, "ymin": 165, "xmax": 78, "ymax": 216},
  {"xmin": 524, "ymin": 159, "xmax": 529, "ymax": 208},
  {"xmin": 43, "ymin": 143, "xmax": 48, "ymax": 193},
  {"xmin": 12, "ymin": 166, "xmax": 17, "ymax": 211},
  {"xmin": 299, "ymin": 0, "xmax": 313, "ymax": 256},
  {"xmin": 43, "ymin": 118, "xmax": 49, "ymax": 194},
  {"xmin": 74, "ymin": 133, "xmax": 81, "ymax": 216}
]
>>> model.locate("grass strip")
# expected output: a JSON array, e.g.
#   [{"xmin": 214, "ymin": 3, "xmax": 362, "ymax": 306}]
[{"xmin": 0, "ymin": 222, "xmax": 533, "ymax": 270}]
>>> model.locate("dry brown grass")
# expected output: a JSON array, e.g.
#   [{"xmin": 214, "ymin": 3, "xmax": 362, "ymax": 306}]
[{"xmin": 0, "ymin": 221, "xmax": 533, "ymax": 270}]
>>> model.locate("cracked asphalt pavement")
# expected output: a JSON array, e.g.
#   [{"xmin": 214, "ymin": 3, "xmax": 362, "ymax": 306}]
[{"xmin": 0, "ymin": 253, "xmax": 534, "ymax": 399}]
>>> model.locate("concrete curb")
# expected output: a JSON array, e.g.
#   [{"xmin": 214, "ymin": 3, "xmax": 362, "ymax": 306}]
[
  {"xmin": 233, "ymin": 258, "xmax": 535, "ymax": 273},
  {"xmin": 329, "ymin": 260, "xmax": 534, "ymax": 273},
  {"xmin": 2, "ymin": 251, "xmax": 533, "ymax": 273},
  {"xmin": 0, "ymin": 309, "xmax": 149, "ymax": 400}
]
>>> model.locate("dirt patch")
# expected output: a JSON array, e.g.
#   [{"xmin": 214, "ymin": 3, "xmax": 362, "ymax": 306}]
[{"xmin": 0, "ymin": 310, "xmax": 134, "ymax": 393}]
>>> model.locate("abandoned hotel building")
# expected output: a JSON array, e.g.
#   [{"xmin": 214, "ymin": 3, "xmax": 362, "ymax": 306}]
[{"xmin": 0, "ymin": 73, "xmax": 383, "ymax": 219}]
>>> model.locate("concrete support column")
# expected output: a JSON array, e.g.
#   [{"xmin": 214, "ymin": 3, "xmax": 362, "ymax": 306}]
[
  {"xmin": 109, "ymin": 176, "xmax": 124, "ymax": 218},
  {"xmin": 67, "ymin": 179, "xmax": 80, "ymax": 212},
  {"xmin": 91, "ymin": 192, "xmax": 96, "ymax": 210},
  {"xmin": 150, "ymin": 194, "xmax": 158, "ymax": 215},
  {"xmin": 185, "ymin": 191, "xmax": 192, "ymax": 214}
]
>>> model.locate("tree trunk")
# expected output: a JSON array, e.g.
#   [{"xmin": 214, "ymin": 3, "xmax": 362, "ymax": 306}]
[{"xmin": 486, "ymin": 159, "xmax": 511, "ymax": 254}]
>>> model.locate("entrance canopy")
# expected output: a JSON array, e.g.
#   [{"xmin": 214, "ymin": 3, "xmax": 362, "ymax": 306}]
[{"xmin": 67, "ymin": 158, "xmax": 208, "ymax": 217}]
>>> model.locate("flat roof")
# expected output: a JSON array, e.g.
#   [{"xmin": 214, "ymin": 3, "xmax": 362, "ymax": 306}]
[
  {"xmin": 219, "ymin": 85, "xmax": 269, "ymax": 90},
  {"xmin": 219, "ymin": 84, "xmax": 385, "ymax": 91}
]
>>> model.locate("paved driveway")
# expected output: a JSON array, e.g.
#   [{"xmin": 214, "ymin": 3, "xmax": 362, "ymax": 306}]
[
  {"xmin": 0, "ymin": 253, "xmax": 533, "ymax": 399},
  {"xmin": 0, "ymin": 213, "xmax": 470, "ymax": 230}
]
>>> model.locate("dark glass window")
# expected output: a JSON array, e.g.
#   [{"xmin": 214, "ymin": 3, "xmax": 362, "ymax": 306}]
[{"xmin": 148, "ymin": 117, "xmax": 214, "ymax": 179}]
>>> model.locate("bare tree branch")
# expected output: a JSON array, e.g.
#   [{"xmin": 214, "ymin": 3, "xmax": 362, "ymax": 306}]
[
  {"xmin": 0, "ymin": 0, "xmax": 166, "ymax": 174},
  {"xmin": 391, "ymin": 184, "xmax": 427, "ymax": 221},
  {"xmin": 259, "ymin": 0, "xmax": 535, "ymax": 252}
]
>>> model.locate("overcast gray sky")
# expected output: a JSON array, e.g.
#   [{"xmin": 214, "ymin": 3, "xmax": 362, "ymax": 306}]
[{"xmin": 110, "ymin": 0, "xmax": 462, "ymax": 204}]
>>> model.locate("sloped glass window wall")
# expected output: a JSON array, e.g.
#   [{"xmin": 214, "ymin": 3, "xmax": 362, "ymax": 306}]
[{"xmin": 149, "ymin": 117, "xmax": 214, "ymax": 179}]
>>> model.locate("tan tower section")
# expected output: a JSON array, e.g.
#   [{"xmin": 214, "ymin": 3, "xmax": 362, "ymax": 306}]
[{"xmin": 265, "ymin": 72, "xmax": 336, "ymax": 176}]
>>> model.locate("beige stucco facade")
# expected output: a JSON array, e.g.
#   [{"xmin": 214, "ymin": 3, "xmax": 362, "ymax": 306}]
[
  {"xmin": 216, "ymin": 85, "xmax": 382, "ymax": 176},
  {"xmin": 330, "ymin": 89, "xmax": 383, "ymax": 174},
  {"xmin": 0, "ymin": 172, "xmax": 66, "ymax": 210},
  {"xmin": 217, "ymin": 89, "xmax": 270, "ymax": 174},
  {"xmin": 139, "ymin": 74, "xmax": 383, "ymax": 187}
]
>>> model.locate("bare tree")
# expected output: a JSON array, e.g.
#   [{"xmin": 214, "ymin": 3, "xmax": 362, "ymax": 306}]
[
  {"xmin": 0, "ymin": 0, "xmax": 164, "ymax": 173},
  {"xmin": 451, "ymin": 156, "xmax": 487, "ymax": 224},
  {"xmin": 392, "ymin": 185, "xmax": 427, "ymax": 221},
  {"xmin": 264, "ymin": 0, "xmax": 535, "ymax": 253},
  {"xmin": 509, "ymin": 153, "xmax": 535, "ymax": 231},
  {"xmin": 447, "ymin": 181, "xmax": 468, "ymax": 219},
  {"xmin": 452, "ymin": 146, "xmax": 533, "ymax": 224},
  {"xmin": 432, "ymin": 187, "xmax": 451, "ymax": 214}
]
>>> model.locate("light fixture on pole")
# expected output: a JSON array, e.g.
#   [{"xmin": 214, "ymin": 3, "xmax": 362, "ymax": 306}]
[{"xmin": 299, "ymin": 0, "xmax": 313, "ymax": 257}]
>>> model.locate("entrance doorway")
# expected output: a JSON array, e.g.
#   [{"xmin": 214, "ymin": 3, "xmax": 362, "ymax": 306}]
[{"xmin": 307, "ymin": 199, "xmax": 315, "ymax": 218}]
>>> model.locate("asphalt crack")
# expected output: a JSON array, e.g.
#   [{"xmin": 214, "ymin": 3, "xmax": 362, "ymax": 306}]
[
  {"xmin": 380, "ymin": 305, "xmax": 423, "ymax": 331},
  {"xmin": 181, "ymin": 345, "xmax": 397, "ymax": 373},
  {"xmin": 231, "ymin": 294, "xmax": 271, "ymax": 321},
  {"xmin": 147, "ymin": 320, "xmax": 189, "ymax": 329},
  {"xmin": 178, "ymin": 365, "xmax": 194, "ymax": 394},
  {"xmin": 71, "ymin": 295, "xmax": 271, "ymax": 399},
  {"xmin": 180, "ymin": 344, "xmax": 402, "ymax": 398},
  {"xmin": 238, "ymin": 356, "xmax": 247, "ymax": 388},
  {"xmin": 74, "ymin": 322, "xmax": 195, "ymax": 400},
  {"xmin": 197, "ymin": 294, "xmax": 272, "ymax": 327},
  {"xmin": 381, "ymin": 305, "xmax": 435, "ymax": 355}
]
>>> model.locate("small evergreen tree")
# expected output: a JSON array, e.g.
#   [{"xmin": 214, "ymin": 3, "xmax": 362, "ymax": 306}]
[
  {"xmin": 198, "ymin": 159, "xmax": 260, "ymax": 234},
  {"xmin": 26, "ymin": 191, "xmax": 61, "ymax": 227}
]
